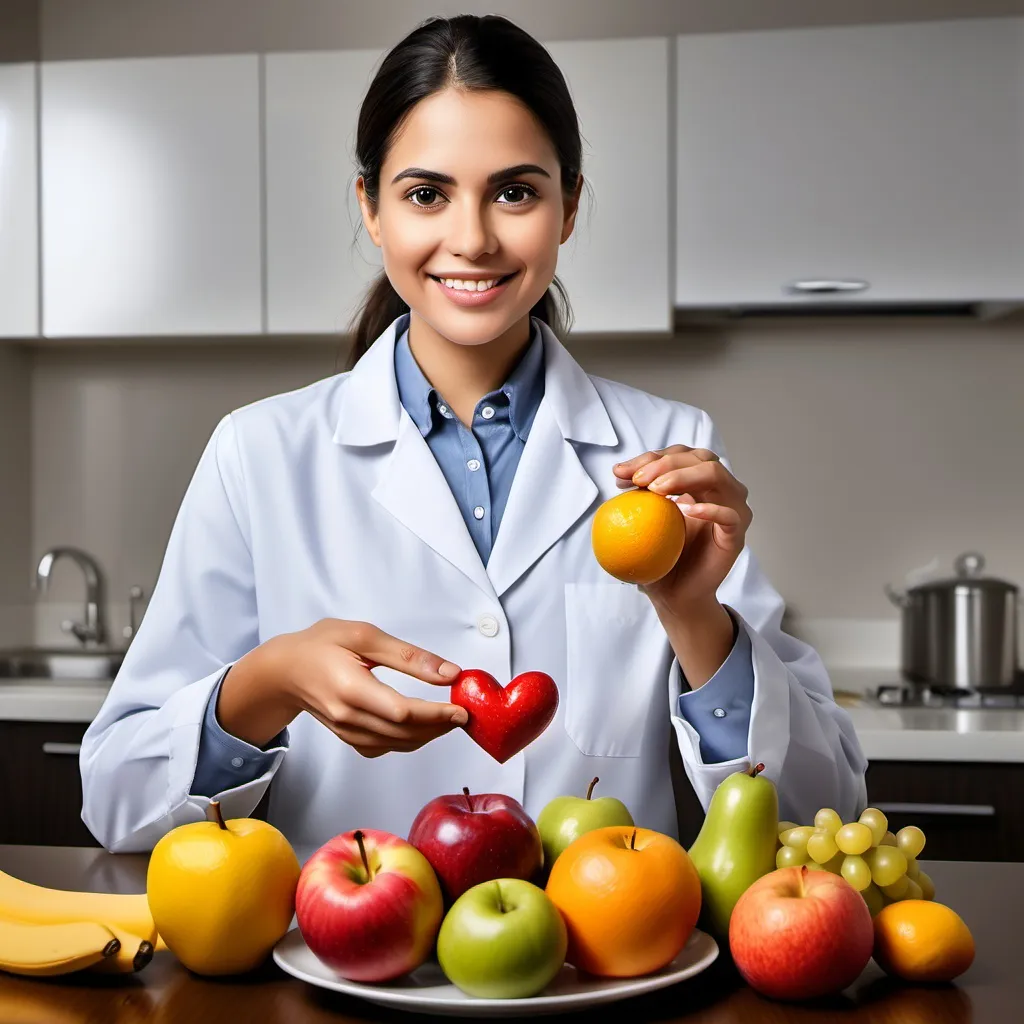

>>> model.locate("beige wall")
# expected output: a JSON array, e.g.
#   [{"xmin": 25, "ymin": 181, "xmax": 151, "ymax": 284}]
[
  {"xmin": 0, "ymin": 0, "xmax": 39, "ymax": 62},
  {"xmin": 20, "ymin": 312, "xmax": 1024, "ymax": 650},
  {"xmin": 39, "ymin": 0, "xmax": 1024, "ymax": 59}
]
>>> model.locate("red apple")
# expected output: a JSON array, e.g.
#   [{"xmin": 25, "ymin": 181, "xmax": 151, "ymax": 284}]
[
  {"xmin": 729, "ymin": 865, "xmax": 874, "ymax": 1001},
  {"xmin": 408, "ymin": 787, "xmax": 543, "ymax": 903},
  {"xmin": 294, "ymin": 828, "xmax": 443, "ymax": 983}
]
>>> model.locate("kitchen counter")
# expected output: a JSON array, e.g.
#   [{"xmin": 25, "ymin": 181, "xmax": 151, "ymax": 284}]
[
  {"xmin": 0, "ymin": 845, "xmax": 1011, "ymax": 1023},
  {"xmin": 0, "ymin": 678, "xmax": 109, "ymax": 722}
]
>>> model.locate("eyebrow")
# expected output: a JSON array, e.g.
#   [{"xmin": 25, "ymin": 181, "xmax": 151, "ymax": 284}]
[{"xmin": 390, "ymin": 163, "xmax": 552, "ymax": 186}]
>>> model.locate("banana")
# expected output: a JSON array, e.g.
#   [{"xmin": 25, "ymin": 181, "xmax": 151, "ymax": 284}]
[
  {"xmin": 0, "ymin": 917, "xmax": 119, "ymax": 976},
  {"xmin": 88, "ymin": 923, "xmax": 155, "ymax": 974},
  {"xmin": 0, "ymin": 868, "xmax": 159, "ymax": 966}
]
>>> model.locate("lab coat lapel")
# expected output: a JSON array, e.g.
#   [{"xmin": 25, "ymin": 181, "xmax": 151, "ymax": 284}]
[
  {"xmin": 333, "ymin": 317, "xmax": 496, "ymax": 601},
  {"xmin": 486, "ymin": 322, "xmax": 619, "ymax": 598}
]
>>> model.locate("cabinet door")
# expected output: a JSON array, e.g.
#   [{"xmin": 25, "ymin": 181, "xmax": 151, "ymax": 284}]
[
  {"xmin": 264, "ymin": 50, "xmax": 384, "ymax": 335},
  {"xmin": 546, "ymin": 38, "xmax": 671, "ymax": 334},
  {"xmin": 676, "ymin": 18, "xmax": 1024, "ymax": 307},
  {"xmin": 0, "ymin": 64, "xmax": 39, "ymax": 338},
  {"xmin": 0, "ymin": 721, "xmax": 99, "ymax": 847},
  {"xmin": 41, "ymin": 55, "xmax": 262, "ymax": 337}
]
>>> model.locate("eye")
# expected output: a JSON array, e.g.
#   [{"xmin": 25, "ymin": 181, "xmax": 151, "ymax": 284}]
[
  {"xmin": 497, "ymin": 184, "xmax": 538, "ymax": 205},
  {"xmin": 406, "ymin": 186, "xmax": 444, "ymax": 208}
]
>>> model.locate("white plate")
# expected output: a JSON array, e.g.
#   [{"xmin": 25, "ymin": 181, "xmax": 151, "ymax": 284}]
[{"xmin": 272, "ymin": 927, "xmax": 719, "ymax": 1017}]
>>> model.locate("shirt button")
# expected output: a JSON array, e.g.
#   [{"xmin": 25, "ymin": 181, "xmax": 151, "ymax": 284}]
[
  {"xmin": 480, "ymin": 406, "xmax": 495, "ymax": 420},
  {"xmin": 438, "ymin": 404, "xmax": 448, "ymax": 416},
  {"xmin": 467, "ymin": 459, "xmax": 481, "ymax": 472},
  {"xmin": 712, "ymin": 708, "xmax": 727, "ymax": 719},
  {"xmin": 478, "ymin": 615, "xmax": 500, "ymax": 637},
  {"xmin": 473, "ymin": 506, "xmax": 485, "ymax": 520},
  {"xmin": 230, "ymin": 756, "xmax": 244, "ymax": 767}
]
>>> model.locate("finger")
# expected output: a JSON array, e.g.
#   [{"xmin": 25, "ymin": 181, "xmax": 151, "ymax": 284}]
[
  {"xmin": 323, "ymin": 696, "xmax": 466, "ymax": 739},
  {"xmin": 645, "ymin": 460, "xmax": 735, "ymax": 497},
  {"xmin": 612, "ymin": 450, "xmax": 663, "ymax": 479},
  {"xmin": 319, "ymin": 620, "xmax": 461, "ymax": 686},
  {"xmin": 341, "ymin": 668, "xmax": 469, "ymax": 727},
  {"xmin": 672, "ymin": 500, "xmax": 747, "ymax": 549}
]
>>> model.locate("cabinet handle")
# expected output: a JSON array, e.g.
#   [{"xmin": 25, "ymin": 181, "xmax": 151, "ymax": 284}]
[
  {"xmin": 785, "ymin": 278, "xmax": 870, "ymax": 295},
  {"xmin": 42, "ymin": 742, "xmax": 81, "ymax": 756},
  {"xmin": 874, "ymin": 801, "xmax": 995, "ymax": 817}
]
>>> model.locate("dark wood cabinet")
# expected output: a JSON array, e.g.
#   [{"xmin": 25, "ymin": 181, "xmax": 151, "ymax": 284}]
[
  {"xmin": 0, "ymin": 721, "xmax": 100, "ymax": 847},
  {"xmin": 866, "ymin": 760, "xmax": 1024, "ymax": 862}
]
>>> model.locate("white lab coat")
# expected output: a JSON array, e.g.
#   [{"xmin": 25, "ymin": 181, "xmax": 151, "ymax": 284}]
[{"xmin": 80, "ymin": 314, "xmax": 867, "ymax": 854}]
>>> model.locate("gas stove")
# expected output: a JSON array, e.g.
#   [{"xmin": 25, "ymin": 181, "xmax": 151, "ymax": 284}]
[{"xmin": 871, "ymin": 683, "xmax": 1024, "ymax": 709}]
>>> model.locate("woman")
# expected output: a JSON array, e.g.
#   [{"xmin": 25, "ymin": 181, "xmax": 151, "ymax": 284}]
[{"xmin": 80, "ymin": 14, "xmax": 867, "ymax": 853}]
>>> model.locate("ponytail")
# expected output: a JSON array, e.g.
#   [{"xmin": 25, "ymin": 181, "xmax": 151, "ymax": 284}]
[{"xmin": 342, "ymin": 273, "xmax": 575, "ymax": 371}]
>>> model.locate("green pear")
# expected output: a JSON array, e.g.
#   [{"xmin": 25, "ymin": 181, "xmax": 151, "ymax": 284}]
[
  {"xmin": 536, "ymin": 777, "xmax": 634, "ymax": 869},
  {"xmin": 687, "ymin": 762, "xmax": 779, "ymax": 941}
]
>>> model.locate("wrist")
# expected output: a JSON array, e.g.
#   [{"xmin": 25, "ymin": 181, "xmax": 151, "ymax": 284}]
[{"xmin": 218, "ymin": 636, "xmax": 299, "ymax": 746}]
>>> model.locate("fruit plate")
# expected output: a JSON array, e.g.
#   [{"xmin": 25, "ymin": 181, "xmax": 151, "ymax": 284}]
[{"xmin": 272, "ymin": 927, "xmax": 719, "ymax": 1017}]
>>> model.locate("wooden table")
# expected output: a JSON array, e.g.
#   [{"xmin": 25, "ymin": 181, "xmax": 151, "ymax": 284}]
[{"xmin": 0, "ymin": 846, "xmax": 1013, "ymax": 1022}]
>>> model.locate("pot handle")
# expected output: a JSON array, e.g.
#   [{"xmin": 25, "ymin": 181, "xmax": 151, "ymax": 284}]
[
  {"xmin": 884, "ymin": 582, "xmax": 908, "ymax": 608},
  {"xmin": 954, "ymin": 551, "xmax": 985, "ymax": 577}
]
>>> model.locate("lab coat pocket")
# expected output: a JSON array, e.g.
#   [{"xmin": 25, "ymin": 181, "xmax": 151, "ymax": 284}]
[{"xmin": 563, "ymin": 582, "xmax": 669, "ymax": 758}]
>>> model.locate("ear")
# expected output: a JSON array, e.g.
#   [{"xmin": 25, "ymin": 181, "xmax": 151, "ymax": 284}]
[
  {"xmin": 559, "ymin": 173, "xmax": 584, "ymax": 244},
  {"xmin": 356, "ymin": 176, "xmax": 382, "ymax": 248}
]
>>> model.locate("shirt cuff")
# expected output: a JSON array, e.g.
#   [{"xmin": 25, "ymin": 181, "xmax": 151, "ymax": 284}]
[
  {"xmin": 191, "ymin": 669, "xmax": 289, "ymax": 798},
  {"xmin": 675, "ymin": 609, "xmax": 754, "ymax": 763}
]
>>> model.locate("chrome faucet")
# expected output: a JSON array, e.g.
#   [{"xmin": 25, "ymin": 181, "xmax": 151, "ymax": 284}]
[{"xmin": 35, "ymin": 547, "xmax": 107, "ymax": 648}]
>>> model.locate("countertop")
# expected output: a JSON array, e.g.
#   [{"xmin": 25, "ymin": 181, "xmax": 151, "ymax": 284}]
[
  {"xmin": 2, "ymin": 667, "xmax": 1023, "ymax": 763},
  {"xmin": 0, "ymin": 845, "xmax": 1008, "ymax": 1023}
]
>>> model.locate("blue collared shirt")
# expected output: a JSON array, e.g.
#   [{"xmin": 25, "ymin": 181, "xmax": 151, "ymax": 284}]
[{"xmin": 190, "ymin": 316, "xmax": 754, "ymax": 796}]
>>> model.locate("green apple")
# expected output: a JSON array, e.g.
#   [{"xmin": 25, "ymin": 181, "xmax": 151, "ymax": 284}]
[
  {"xmin": 688, "ymin": 761, "xmax": 779, "ymax": 941},
  {"xmin": 536, "ymin": 777, "xmax": 634, "ymax": 870},
  {"xmin": 436, "ymin": 878, "xmax": 567, "ymax": 998}
]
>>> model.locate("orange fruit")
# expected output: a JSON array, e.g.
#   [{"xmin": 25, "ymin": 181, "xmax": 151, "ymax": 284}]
[
  {"xmin": 591, "ymin": 489, "xmax": 685, "ymax": 585},
  {"xmin": 873, "ymin": 900, "xmax": 975, "ymax": 983},
  {"xmin": 545, "ymin": 825, "xmax": 701, "ymax": 977}
]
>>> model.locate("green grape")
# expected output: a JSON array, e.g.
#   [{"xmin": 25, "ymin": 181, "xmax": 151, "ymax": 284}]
[
  {"xmin": 917, "ymin": 871, "xmax": 936, "ymax": 900},
  {"xmin": 777, "ymin": 820, "xmax": 799, "ymax": 836},
  {"xmin": 780, "ymin": 826, "xmax": 815, "ymax": 849},
  {"xmin": 880, "ymin": 875, "xmax": 910, "ymax": 900},
  {"xmin": 903, "ymin": 877, "xmax": 924, "ymax": 901},
  {"xmin": 823, "ymin": 851, "xmax": 846, "ymax": 875},
  {"xmin": 858, "ymin": 807, "xmax": 889, "ymax": 845},
  {"xmin": 814, "ymin": 808, "xmax": 843, "ymax": 835},
  {"xmin": 806, "ymin": 829, "xmax": 839, "ymax": 864},
  {"xmin": 835, "ymin": 822, "xmax": 873, "ymax": 855},
  {"xmin": 805, "ymin": 862, "xmax": 827, "ymax": 872},
  {"xmin": 905, "ymin": 855, "xmax": 921, "ymax": 881},
  {"xmin": 880, "ymin": 831, "xmax": 898, "ymax": 847},
  {"xmin": 861, "ymin": 883, "xmax": 886, "ymax": 917},
  {"xmin": 896, "ymin": 825, "xmax": 926, "ymax": 859},
  {"xmin": 866, "ymin": 845, "xmax": 907, "ymax": 887},
  {"xmin": 841, "ymin": 854, "xmax": 872, "ymax": 891},
  {"xmin": 776, "ymin": 845, "xmax": 808, "ymax": 869}
]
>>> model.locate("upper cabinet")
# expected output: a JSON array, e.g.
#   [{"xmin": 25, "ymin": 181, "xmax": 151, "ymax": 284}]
[
  {"xmin": 546, "ymin": 38, "xmax": 671, "ymax": 334},
  {"xmin": 264, "ymin": 50, "xmax": 384, "ymax": 336},
  {"xmin": 40, "ymin": 55, "xmax": 262, "ymax": 337},
  {"xmin": 0, "ymin": 64, "xmax": 39, "ymax": 338},
  {"xmin": 675, "ymin": 18, "xmax": 1024, "ymax": 309}
]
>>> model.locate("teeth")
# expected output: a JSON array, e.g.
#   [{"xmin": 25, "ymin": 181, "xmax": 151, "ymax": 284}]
[{"xmin": 441, "ymin": 277, "xmax": 500, "ymax": 292}]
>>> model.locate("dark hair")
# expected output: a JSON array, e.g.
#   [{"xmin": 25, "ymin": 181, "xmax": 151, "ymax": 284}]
[{"xmin": 342, "ymin": 14, "xmax": 586, "ymax": 369}]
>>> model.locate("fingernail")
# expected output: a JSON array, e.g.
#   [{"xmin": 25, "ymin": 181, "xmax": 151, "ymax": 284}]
[
  {"xmin": 648, "ymin": 479, "xmax": 667, "ymax": 492},
  {"xmin": 439, "ymin": 662, "xmax": 460, "ymax": 679},
  {"xmin": 676, "ymin": 503, "xmax": 693, "ymax": 515},
  {"xmin": 450, "ymin": 708, "xmax": 468, "ymax": 725},
  {"xmin": 633, "ymin": 470, "xmax": 649, "ymax": 484}
]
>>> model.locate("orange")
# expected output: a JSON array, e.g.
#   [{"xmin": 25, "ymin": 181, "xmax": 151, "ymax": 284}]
[
  {"xmin": 591, "ymin": 489, "xmax": 686, "ymax": 585},
  {"xmin": 873, "ymin": 900, "xmax": 975, "ymax": 983},
  {"xmin": 545, "ymin": 825, "xmax": 701, "ymax": 977}
]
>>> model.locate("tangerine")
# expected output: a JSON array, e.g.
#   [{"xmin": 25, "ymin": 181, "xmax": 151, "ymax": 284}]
[
  {"xmin": 591, "ymin": 489, "xmax": 685, "ymax": 585},
  {"xmin": 544, "ymin": 825, "xmax": 701, "ymax": 977},
  {"xmin": 873, "ymin": 899, "xmax": 975, "ymax": 983}
]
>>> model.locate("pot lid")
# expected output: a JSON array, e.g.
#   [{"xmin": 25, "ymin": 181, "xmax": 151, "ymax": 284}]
[{"xmin": 910, "ymin": 552, "xmax": 1019, "ymax": 595}]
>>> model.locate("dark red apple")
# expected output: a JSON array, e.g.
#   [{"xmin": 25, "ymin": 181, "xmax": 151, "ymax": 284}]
[{"xmin": 408, "ymin": 787, "xmax": 543, "ymax": 903}]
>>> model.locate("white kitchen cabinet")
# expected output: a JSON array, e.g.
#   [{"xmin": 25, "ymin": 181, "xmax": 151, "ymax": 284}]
[
  {"xmin": 0, "ymin": 64, "xmax": 39, "ymax": 338},
  {"xmin": 41, "ymin": 55, "xmax": 262, "ymax": 337},
  {"xmin": 264, "ymin": 50, "xmax": 384, "ymax": 335},
  {"xmin": 546, "ymin": 38, "xmax": 671, "ymax": 334},
  {"xmin": 676, "ymin": 18, "xmax": 1024, "ymax": 308}
]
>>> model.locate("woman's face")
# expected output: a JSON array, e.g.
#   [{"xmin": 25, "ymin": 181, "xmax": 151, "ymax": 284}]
[{"xmin": 357, "ymin": 87, "xmax": 582, "ymax": 348}]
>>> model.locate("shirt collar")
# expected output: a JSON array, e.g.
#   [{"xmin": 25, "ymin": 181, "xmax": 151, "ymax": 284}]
[{"xmin": 393, "ymin": 315, "xmax": 545, "ymax": 442}]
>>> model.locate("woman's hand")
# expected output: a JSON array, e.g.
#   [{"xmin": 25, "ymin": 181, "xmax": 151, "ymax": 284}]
[
  {"xmin": 612, "ymin": 444, "xmax": 753, "ymax": 610},
  {"xmin": 218, "ymin": 619, "xmax": 467, "ymax": 755}
]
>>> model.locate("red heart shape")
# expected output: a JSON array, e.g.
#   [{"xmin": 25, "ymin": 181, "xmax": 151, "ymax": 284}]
[{"xmin": 450, "ymin": 669, "xmax": 559, "ymax": 764}]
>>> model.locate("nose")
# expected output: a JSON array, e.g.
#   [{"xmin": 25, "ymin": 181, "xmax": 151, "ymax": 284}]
[{"xmin": 446, "ymin": 199, "xmax": 498, "ymax": 261}]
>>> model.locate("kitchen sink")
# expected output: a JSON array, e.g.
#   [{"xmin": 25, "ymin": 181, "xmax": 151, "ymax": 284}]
[{"xmin": 0, "ymin": 647, "xmax": 124, "ymax": 681}]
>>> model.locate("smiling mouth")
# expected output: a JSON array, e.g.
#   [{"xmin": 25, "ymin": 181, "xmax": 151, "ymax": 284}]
[{"xmin": 428, "ymin": 272, "xmax": 518, "ymax": 289}]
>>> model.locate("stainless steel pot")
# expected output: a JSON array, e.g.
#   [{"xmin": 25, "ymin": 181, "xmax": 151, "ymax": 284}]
[{"xmin": 885, "ymin": 552, "xmax": 1020, "ymax": 689}]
